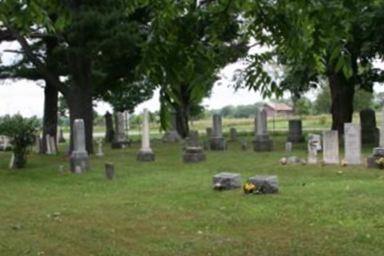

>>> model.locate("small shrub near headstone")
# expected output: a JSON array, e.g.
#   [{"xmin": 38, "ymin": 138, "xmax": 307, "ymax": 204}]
[{"xmin": 0, "ymin": 115, "xmax": 39, "ymax": 169}]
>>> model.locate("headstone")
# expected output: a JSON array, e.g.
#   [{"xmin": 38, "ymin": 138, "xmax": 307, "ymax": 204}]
[
  {"xmin": 212, "ymin": 172, "xmax": 241, "ymax": 190},
  {"xmin": 183, "ymin": 131, "xmax": 206, "ymax": 163},
  {"xmin": 248, "ymin": 175, "xmax": 279, "ymax": 194},
  {"xmin": 70, "ymin": 119, "xmax": 90, "ymax": 173},
  {"xmin": 360, "ymin": 108, "xmax": 379, "ymax": 145},
  {"xmin": 241, "ymin": 140, "xmax": 248, "ymax": 151},
  {"xmin": 104, "ymin": 111, "xmax": 115, "ymax": 143},
  {"xmin": 229, "ymin": 128, "xmax": 238, "ymax": 142},
  {"xmin": 253, "ymin": 108, "xmax": 273, "ymax": 151},
  {"xmin": 285, "ymin": 142, "xmax": 292, "ymax": 153},
  {"xmin": 210, "ymin": 114, "xmax": 226, "ymax": 150},
  {"xmin": 322, "ymin": 131, "xmax": 339, "ymax": 164},
  {"xmin": 9, "ymin": 153, "xmax": 15, "ymax": 169},
  {"xmin": 367, "ymin": 147, "xmax": 384, "ymax": 168},
  {"xmin": 34, "ymin": 135, "xmax": 42, "ymax": 154},
  {"xmin": 137, "ymin": 109, "xmax": 155, "ymax": 162},
  {"xmin": 105, "ymin": 163, "xmax": 115, "ymax": 180},
  {"xmin": 96, "ymin": 139, "xmax": 104, "ymax": 157},
  {"xmin": 206, "ymin": 127, "xmax": 212, "ymax": 138},
  {"xmin": 307, "ymin": 134, "xmax": 318, "ymax": 164},
  {"xmin": 49, "ymin": 136, "xmax": 57, "ymax": 154},
  {"xmin": 287, "ymin": 119, "xmax": 304, "ymax": 143},
  {"xmin": 308, "ymin": 134, "xmax": 322, "ymax": 151},
  {"xmin": 46, "ymin": 135, "xmax": 53, "ymax": 155},
  {"xmin": 344, "ymin": 123, "xmax": 362, "ymax": 165},
  {"xmin": 380, "ymin": 109, "xmax": 384, "ymax": 147},
  {"xmin": 162, "ymin": 112, "xmax": 181, "ymax": 143},
  {"xmin": 112, "ymin": 112, "xmax": 130, "ymax": 149},
  {"xmin": 58, "ymin": 128, "xmax": 66, "ymax": 143}
]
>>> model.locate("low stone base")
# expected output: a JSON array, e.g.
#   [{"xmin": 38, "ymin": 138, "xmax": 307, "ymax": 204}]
[
  {"xmin": 137, "ymin": 150, "xmax": 155, "ymax": 162},
  {"xmin": 213, "ymin": 172, "xmax": 241, "ymax": 190},
  {"xmin": 210, "ymin": 137, "xmax": 226, "ymax": 151},
  {"xmin": 111, "ymin": 140, "xmax": 131, "ymax": 149},
  {"xmin": 367, "ymin": 157, "xmax": 378, "ymax": 168},
  {"xmin": 367, "ymin": 147, "xmax": 384, "ymax": 168},
  {"xmin": 253, "ymin": 137, "xmax": 273, "ymax": 152},
  {"xmin": 287, "ymin": 135, "xmax": 305, "ymax": 143},
  {"xmin": 70, "ymin": 151, "xmax": 89, "ymax": 173},
  {"xmin": 183, "ymin": 147, "xmax": 206, "ymax": 163},
  {"xmin": 248, "ymin": 175, "xmax": 279, "ymax": 194}
]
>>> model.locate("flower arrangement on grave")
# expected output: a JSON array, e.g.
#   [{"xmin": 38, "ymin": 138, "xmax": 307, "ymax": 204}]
[
  {"xmin": 243, "ymin": 182, "xmax": 257, "ymax": 194},
  {"xmin": 375, "ymin": 157, "xmax": 384, "ymax": 169}
]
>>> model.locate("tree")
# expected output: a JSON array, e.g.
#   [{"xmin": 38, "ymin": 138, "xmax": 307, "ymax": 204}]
[
  {"xmin": 0, "ymin": 115, "xmax": 39, "ymax": 169},
  {"xmin": 242, "ymin": 0, "xmax": 384, "ymax": 133},
  {"xmin": 142, "ymin": 0, "xmax": 248, "ymax": 137}
]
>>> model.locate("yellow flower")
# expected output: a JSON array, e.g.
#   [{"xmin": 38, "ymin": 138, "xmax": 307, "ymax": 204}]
[{"xmin": 243, "ymin": 182, "xmax": 256, "ymax": 194}]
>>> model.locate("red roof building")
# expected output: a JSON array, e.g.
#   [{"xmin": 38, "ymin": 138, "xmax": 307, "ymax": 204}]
[{"xmin": 263, "ymin": 103, "xmax": 293, "ymax": 117}]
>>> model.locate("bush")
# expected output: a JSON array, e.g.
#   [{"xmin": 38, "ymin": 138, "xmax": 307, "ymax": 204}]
[{"xmin": 0, "ymin": 115, "xmax": 40, "ymax": 169}]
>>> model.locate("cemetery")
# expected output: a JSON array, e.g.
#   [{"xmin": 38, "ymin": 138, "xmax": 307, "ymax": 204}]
[{"xmin": 1, "ymin": 1, "xmax": 384, "ymax": 255}]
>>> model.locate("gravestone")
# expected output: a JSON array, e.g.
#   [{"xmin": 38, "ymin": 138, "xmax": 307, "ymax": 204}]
[
  {"xmin": 105, "ymin": 163, "xmax": 115, "ymax": 180},
  {"xmin": 34, "ymin": 135, "xmax": 42, "ymax": 154},
  {"xmin": 307, "ymin": 134, "xmax": 318, "ymax": 164},
  {"xmin": 241, "ymin": 140, "xmax": 248, "ymax": 151},
  {"xmin": 70, "ymin": 119, "xmax": 89, "ymax": 173},
  {"xmin": 322, "ymin": 131, "xmax": 339, "ymax": 164},
  {"xmin": 162, "ymin": 112, "xmax": 181, "ymax": 143},
  {"xmin": 248, "ymin": 175, "xmax": 279, "ymax": 194},
  {"xmin": 229, "ymin": 128, "xmax": 238, "ymax": 142},
  {"xmin": 137, "ymin": 109, "xmax": 155, "ymax": 162},
  {"xmin": 285, "ymin": 142, "xmax": 292, "ymax": 153},
  {"xmin": 287, "ymin": 119, "xmax": 304, "ymax": 143},
  {"xmin": 45, "ymin": 135, "xmax": 56, "ymax": 155},
  {"xmin": 183, "ymin": 131, "xmax": 206, "ymax": 163},
  {"xmin": 206, "ymin": 127, "xmax": 212, "ymax": 138},
  {"xmin": 212, "ymin": 172, "xmax": 241, "ymax": 190},
  {"xmin": 9, "ymin": 153, "xmax": 15, "ymax": 169},
  {"xmin": 58, "ymin": 128, "xmax": 66, "ymax": 143},
  {"xmin": 308, "ymin": 134, "xmax": 322, "ymax": 151},
  {"xmin": 360, "ymin": 108, "xmax": 379, "ymax": 145},
  {"xmin": 344, "ymin": 123, "xmax": 362, "ymax": 165},
  {"xmin": 367, "ymin": 147, "xmax": 384, "ymax": 168},
  {"xmin": 104, "ymin": 112, "xmax": 115, "ymax": 143},
  {"xmin": 253, "ymin": 108, "xmax": 273, "ymax": 151},
  {"xmin": 210, "ymin": 114, "xmax": 226, "ymax": 150},
  {"xmin": 96, "ymin": 139, "xmax": 104, "ymax": 157},
  {"xmin": 112, "ymin": 112, "xmax": 130, "ymax": 149}
]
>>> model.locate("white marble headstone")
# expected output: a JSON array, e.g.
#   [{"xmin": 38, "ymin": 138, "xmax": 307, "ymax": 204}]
[
  {"xmin": 323, "ymin": 131, "xmax": 339, "ymax": 164},
  {"xmin": 344, "ymin": 123, "xmax": 362, "ymax": 165}
]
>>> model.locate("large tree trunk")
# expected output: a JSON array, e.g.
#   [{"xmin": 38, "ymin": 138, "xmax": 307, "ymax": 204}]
[
  {"xmin": 175, "ymin": 106, "xmax": 190, "ymax": 138},
  {"xmin": 66, "ymin": 57, "xmax": 94, "ymax": 154},
  {"xmin": 42, "ymin": 82, "xmax": 58, "ymax": 153},
  {"xmin": 328, "ymin": 71, "xmax": 355, "ymax": 134}
]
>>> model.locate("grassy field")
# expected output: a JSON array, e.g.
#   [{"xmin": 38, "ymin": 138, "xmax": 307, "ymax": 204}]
[{"xmin": 0, "ymin": 134, "xmax": 384, "ymax": 255}]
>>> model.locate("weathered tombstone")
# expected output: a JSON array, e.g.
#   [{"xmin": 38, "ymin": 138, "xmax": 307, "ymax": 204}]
[
  {"xmin": 212, "ymin": 172, "xmax": 241, "ymax": 190},
  {"xmin": 105, "ymin": 163, "xmax": 115, "ymax": 180},
  {"xmin": 253, "ymin": 108, "xmax": 273, "ymax": 151},
  {"xmin": 285, "ymin": 142, "xmax": 292, "ymax": 153},
  {"xmin": 241, "ymin": 140, "xmax": 248, "ymax": 151},
  {"xmin": 322, "ymin": 131, "xmax": 339, "ymax": 164},
  {"xmin": 367, "ymin": 147, "xmax": 384, "ymax": 168},
  {"xmin": 104, "ymin": 111, "xmax": 115, "ymax": 143},
  {"xmin": 58, "ymin": 128, "xmax": 66, "ymax": 143},
  {"xmin": 46, "ymin": 135, "xmax": 53, "ymax": 155},
  {"xmin": 287, "ymin": 119, "xmax": 304, "ymax": 143},
  {"xmin": 112, "ymin": 112, "xmax": 130, "ymax": 149},
  {"xmin": 9, "ymin": 153, "xmax": 15, "ymax": 169},
  {"xmin": 248, "ymin": 175, "xmax": 279, "ymax": 194},
  {"xmin": 70, "ymin": 119, "xmax": 90, "ymax": 173},
  {"xmin": 137, "ymin": 109, "xmax": 155, "ymax": 162},
  {"xmin": 96, "ymin": 139, "xmax": 104, "ymax": 157},
  {"xmin": 210, "ymin": 114, "xmax": 226, "ymax": 150},
  {"xmin": 34, "ymin": 135, "xmax": 42, "ymax": 154},
  {"xmin": 360, "ymin": 108, "xmax": 379, "ymax": 145},
  {"xmin": 49, "ymin": 136, "xmax": 57, "ymax": 154},
  {"xmin": 162, "ymin": 112, "xmax": 181, "ymax": 143},
  {"xmin": 206, "ymin": 127, "xmax": 212, "ymax": 138},
  {"xmin": 307, "ymin": 134, "xmax": 318, "ymax": 164},
  {"xmin": 229, "ymin": 128, "xmax": 238, "ymax": 142},
  {"xmin": 344, "ymin": 123, "xmax": 362, "ymax": 165},
  {"xmin": 308, "ymin": 134, "xmax": 322, "ymax": 151},
  {"xmin": 183, "ymin": 131, "xmax": 206, "ymax": 163}
]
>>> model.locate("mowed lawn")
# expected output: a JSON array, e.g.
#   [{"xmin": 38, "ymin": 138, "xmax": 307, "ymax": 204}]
[{"xmin": 0, "ymin": 135, "xmax": 384, "ymax": 256}]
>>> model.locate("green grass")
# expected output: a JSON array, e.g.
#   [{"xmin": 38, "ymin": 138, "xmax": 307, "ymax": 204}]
[{"xmin": 0, "ymin": 135, "xmax": 384, "ymax": 255}]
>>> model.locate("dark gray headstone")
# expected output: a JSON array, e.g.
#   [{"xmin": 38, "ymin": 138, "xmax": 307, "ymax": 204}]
[
  {"xmin": 213, "ymin": 172, "xmax": 241, "ymax": 190},
  {"xmin": 253, "ymin": 108, "xmax": 273, "ymax": 151},
  {"xmin": 184, "ymin": 131, "xmax": 206, "ymax": 163},
  {"xmin": 210, "ymin": 114, "xmax": 226, "ymax": 150},
  {"xmin": 105, "ymin": 163, "xmax": 115, "ymax": 180},
  {"xmin": 70, "ymin": 119, "xmax": 89, "ymax": 173},
  {"xmin": 104, "ymin": 111, "xmax": 114, "ymax": 143},
  {"xmin": 248, "ymin": 175, "xmax": 279, "ymax": 194},
  {"xmin": 287, "ymin": 119, "xmax": 304, "ymax": 143},
  {"xmin": 360, "ymin": 108, "xmax": 379, "ymax": 145}
]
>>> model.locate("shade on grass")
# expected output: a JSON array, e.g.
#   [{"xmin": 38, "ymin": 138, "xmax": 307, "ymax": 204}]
[{"xmin": 0, "ymin": 134, "xmax": 383, "ymax": 256}]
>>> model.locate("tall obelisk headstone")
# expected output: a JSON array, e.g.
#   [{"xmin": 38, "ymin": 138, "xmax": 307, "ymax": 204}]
[
  {"xmin": 137, "ymin": 109, "xmax": 155, "ymax": 161},
  {"xmin": 210, "ymin": 114, "xmax": 226, "ymax": 150},
  {"xmin": 253, "ymin": 108, "xmax": 273, "ymax": 151},
  {"xmin": 70, "ymin": 119, "xmax": 89, "ymax": 173},
  {"xmin": 322, "ymin": 131, "xmax": 339, "ymax": 164},
  {"xmin": 104, "ymin": 111, "xmax": 114, "ymax": 143},
  {"xmin": 344, "ymin": 123, "xmax": 362, "ymax": 165}
]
